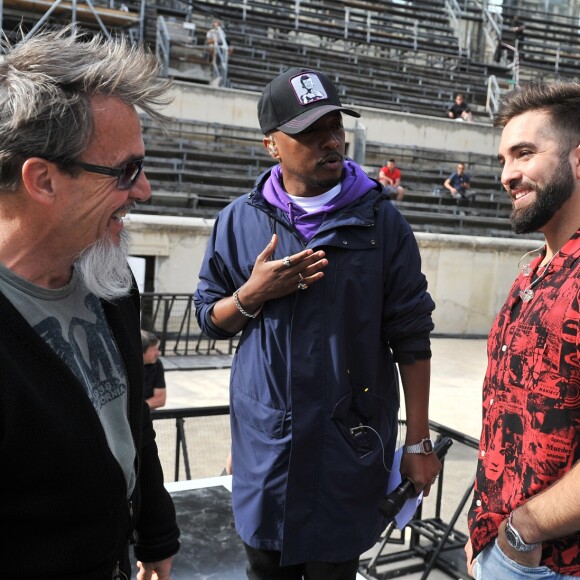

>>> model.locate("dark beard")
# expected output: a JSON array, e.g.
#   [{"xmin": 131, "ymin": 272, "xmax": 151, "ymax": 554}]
[{"xmin": 510, "ymin": 158, "xmax": 575, "ymax": 234}]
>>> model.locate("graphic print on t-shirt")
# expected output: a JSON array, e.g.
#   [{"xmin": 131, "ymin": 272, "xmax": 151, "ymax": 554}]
[{"xmin": 34, "ymin": 293, "xmax": 126, "ymax": 412}]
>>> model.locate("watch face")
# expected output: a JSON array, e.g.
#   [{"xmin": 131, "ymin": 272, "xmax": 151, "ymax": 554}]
[
  {"xmin": 506, "ymin": 526, "xmax": 518, "ymax": 548},
  {"xmin": 423, "ymin": 439, "xmax": 434, "ymax": 453}
]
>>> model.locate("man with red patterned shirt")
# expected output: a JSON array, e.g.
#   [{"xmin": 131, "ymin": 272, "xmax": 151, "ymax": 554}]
[{"xmin": 465, "ymin": 81, "xmax": 580, "ymax": 578}]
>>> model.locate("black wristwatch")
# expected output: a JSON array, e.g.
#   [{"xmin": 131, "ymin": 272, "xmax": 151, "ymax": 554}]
[
  {"xmin": 505, "ymin": 512, "xmax": 541, "ymax": 552},
  {"xmin": 403, "ymin": 438, "xmax": 434, "ymax": 455}
]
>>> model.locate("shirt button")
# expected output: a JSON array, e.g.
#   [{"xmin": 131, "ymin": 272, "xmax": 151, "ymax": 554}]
[
  {"xmin": 342, "ymin": 240, "xmax": 348, "ymax": 245},
  {"xmin": 490, "ymin": 398, "xmax": 494, "ymax": 405},
  {"xmin": 370, "ymin": 240, "xmax": 376, "ymax": 245},
  {"xmin": 480, "ymin": 450, "xmax": 485, "ymax": 458},
  {"xmin": 476, "ymin": 499, "xmax": 482, "ymax": 507},
  {"xmin": 502, "ymin": 345, "xmax": 507, "ymax": 352}
]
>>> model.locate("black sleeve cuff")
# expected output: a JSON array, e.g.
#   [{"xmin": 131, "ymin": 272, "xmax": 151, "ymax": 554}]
[{"xmin": 394, "ymin": 350, "xmax": 432, "ymax": 364}]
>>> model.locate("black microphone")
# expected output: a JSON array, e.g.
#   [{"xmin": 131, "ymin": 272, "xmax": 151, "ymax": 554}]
[{"xmin": 378, "ymin": 436, "xmax": 453, "ymax": 519}]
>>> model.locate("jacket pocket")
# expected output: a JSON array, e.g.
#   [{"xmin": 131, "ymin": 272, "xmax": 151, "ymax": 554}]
[
  {"xmin": 331, "ymin": 389, "xmax": 388, "ymax": 458},
  {"xmin": 232, "ymin": 389, "xmax": 286, "ymax": 439}
]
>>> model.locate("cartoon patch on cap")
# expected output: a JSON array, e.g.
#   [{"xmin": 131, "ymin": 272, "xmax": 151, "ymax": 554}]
[{"xmin": 290, "ymin": 72, "xmax": 328, "ymax": 106}]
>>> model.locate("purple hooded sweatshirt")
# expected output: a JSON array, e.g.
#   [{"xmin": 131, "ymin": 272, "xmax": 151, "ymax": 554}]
[{"xmin": 262, "ymin": 160, "xmax": 379, "ymax": 241}]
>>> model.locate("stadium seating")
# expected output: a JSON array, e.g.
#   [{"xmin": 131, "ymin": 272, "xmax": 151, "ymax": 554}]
[
  {"xmin": 7, "ymin": 0, "xmax": 573, "ymax": 238},
  {"xmin": 136, "ymin": 0, "xmax": 579, "ymax": 238},
  {"xmin": 183, "ymin": 0, "xmax": 492, "ymax": 119},
  {"xmin": 497, "ymin": 6, "xmax": 580, "ymax": 79},
  {"xmin": 139, "ymin": 116, "xmax": 519, "ymax": 237},
  {"xmin": 140, "ymin": 117, "xmax": 276, "ymax": 217}
]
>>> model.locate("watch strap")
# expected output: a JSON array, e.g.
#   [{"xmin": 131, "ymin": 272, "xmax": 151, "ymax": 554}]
[{"xmin": 403, "ymin": 438, "xmax": 434, "ymax": 455}]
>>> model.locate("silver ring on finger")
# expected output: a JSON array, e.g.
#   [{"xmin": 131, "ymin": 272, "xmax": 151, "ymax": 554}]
[
  {"xmin": 298, "ymin": 282, "xmax": 308, "ymax": 290},
  {"xmin": 298, "ymin": 272, "xmax": 304, "ymax": 281},
  {"xmin": 282, "ymin": 256, "xmax": 292, "ymax": 268}
]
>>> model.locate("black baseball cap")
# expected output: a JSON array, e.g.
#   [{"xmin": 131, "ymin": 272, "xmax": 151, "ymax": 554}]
[{"xmin": 257, "ymin": 67, "xmax": 360, "ymax": 135}]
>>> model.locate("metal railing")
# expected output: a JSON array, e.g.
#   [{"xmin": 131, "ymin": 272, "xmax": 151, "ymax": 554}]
[
  {"xmin": 151, "ymin": 405, "xmax": 230, "ymax": 481},
  {"xmin": 486, "ymin": 74, "xmax": 501, "ymax": 117},
  {"xmin": 234, "ymin": 0, "xmax": 461, "ymax": 58},
  {"xmin": 15, "ymin": 0, "xmax": 143, "ymax": 42},
  {"xmin": 140, "ymin": 293, "xmax": 237, "ymax": 356},
  {"xmin": 156, "ymin": 15, "xmax": 171, "ymax": 78},
  {"xmin": 208, "ymin": 24, "xmax": 229, "ymax": 86}
]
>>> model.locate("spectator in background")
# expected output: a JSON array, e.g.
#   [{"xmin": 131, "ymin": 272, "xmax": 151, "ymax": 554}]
[
  {"xmin": 206, "ymin": 18, "xmax": 227, "ymax": 63},
  {"xmin": 444, "ymin": 162, "xmax": 472, "ymax": 206},
  {"xmin": 141, "ymin": 330, "xmax": 167, "ymax": 409},
  {"xmin": 448, "ymin": 93, "xmax": 473, "ymax": 122},
  {"xmin": 378, "ymin": 158, "xmax": 405, "ymax": 201}
]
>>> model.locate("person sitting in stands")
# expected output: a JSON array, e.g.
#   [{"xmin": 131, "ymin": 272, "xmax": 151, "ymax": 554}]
[
  {"xmin": 448, "ymin": 94, "xmax": 473, "ymax": 122},
  {"xmin": 141, "ymin": 330, "xmax": 167, "ymax": 409},
  {"xmin": 378, "ymin": 158, "xmax": 405, "ymax": 201},
  {"xmin": 444, "ymin": 162, "xmax": 472, "ymax": 206}
]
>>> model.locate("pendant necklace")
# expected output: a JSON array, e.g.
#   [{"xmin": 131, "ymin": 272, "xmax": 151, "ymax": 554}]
[
  {"xmin": 517, "ymin": 244, "xmax": 545, "ymax": 277},
  {"xmin": 518, "ymin": 246, "xmax": 561, "ymax": 303}
]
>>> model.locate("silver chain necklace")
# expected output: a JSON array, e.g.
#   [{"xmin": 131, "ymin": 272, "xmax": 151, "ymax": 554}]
[{"xmin": 518, "ymin": 246, "xmax": 561, "ymax": 303}]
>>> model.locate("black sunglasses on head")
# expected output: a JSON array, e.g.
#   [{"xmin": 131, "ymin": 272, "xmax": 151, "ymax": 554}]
[{"xmin": 75, "ymin": 158, "xmax": 144, "ymax": 190}]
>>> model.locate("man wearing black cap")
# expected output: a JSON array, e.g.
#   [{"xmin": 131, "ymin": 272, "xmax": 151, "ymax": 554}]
[{"xmin": 194, "ymin": 67, "xmax": 440, "ymax": 579}]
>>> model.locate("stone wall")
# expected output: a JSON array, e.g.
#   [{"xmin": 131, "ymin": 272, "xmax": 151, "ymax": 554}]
[
  {"xmin": 162, "ymin": 82, "xmax": 502, "ymax": 157},
  {"xmin": 126, "ymin": 214, "xmax": 539, "ymax": 337}
]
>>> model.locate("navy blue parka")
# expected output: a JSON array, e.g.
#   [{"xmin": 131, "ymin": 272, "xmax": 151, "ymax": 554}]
[{"xmin": 195, "ymin": 166, "xmax": 435, "ymax": 565}]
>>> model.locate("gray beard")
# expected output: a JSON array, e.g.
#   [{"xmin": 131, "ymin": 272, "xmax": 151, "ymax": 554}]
[{"xmin": 75, "ymin": 229, "xmax": 133, "ymax": 302}]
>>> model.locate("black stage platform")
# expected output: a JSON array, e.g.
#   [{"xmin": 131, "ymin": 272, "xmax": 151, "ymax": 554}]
[
  {"xmin": 131, "ymin": 477, "xmax": 247, "ymax": 579},
  {"xmin": 131, "ymin": 473, "xmax": 467, "ymax": 579}
]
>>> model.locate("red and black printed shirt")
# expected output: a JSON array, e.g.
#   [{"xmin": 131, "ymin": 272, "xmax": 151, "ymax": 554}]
[{"xmin": 468, "ymin": 230, "xmax": 580, "ymax": 576}]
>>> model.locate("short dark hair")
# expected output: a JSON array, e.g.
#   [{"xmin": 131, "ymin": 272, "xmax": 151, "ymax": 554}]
[
  {"xmin": 494, "ymin": 81, "xmax": 580, "ymax": 154},
  {"xmin": 388, "ymin": 158, "xmax": 395, "ymax": 163},
  {"xmin": 141, "ymin": 330, "xmax": 160, "ymax": 353}
]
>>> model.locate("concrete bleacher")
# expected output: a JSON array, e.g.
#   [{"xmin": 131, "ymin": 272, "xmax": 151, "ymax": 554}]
[
  {"xmin": 139, "ymin": 117, "xmax": 276, "ymax": 217},
  {"xmin": 186, "ymin": 0, "xmax": 491, "ymax": 119},
  {"xmin": 138, "ymin": 115, "xmax": 518, "ymax": 238},
  {"xmin": 130, "ymin": 0, "xmax": 580, "ymax": 239},
  {"xmin": 501, "ymin": 7, "xmax": 580, "ymax": 80},
  {"xmin": 365, "ymin": 141, "xmax": 515, "ymax": 237}
]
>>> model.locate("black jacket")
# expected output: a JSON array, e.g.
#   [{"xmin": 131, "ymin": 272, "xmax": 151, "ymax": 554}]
[{"xmin": 0, "ymin": 284, "xmax": 180, "ymax": 579}]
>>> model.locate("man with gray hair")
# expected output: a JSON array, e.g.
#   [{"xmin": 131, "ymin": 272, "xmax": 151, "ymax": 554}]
[{"xmin": 0, "ymin": 27, "xmax": 180, "ymax": 578}]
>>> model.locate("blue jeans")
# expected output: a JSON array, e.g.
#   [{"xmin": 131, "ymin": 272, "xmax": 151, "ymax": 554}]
[{"xmin": 474, "ymin": 541, "xmax": 577, "ymax": 579}]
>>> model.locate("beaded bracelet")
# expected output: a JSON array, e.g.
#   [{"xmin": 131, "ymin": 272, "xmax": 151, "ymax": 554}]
[{"xmin": 233, "ymin": 289, "xmax": 261, "ymax": 318}]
